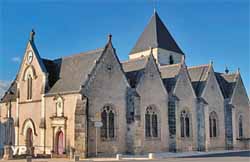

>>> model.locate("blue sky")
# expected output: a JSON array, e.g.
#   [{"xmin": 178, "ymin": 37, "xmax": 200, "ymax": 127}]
[{"xmin": 0, "ymin": 0, "xmax": 249, "ymax": 96}]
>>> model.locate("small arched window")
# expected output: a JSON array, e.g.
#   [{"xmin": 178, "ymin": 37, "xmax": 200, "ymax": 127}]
[
  {"xmin": 27, "ymin": 74, "xmax": 32, "ymax": 100},
  {"xmin": 180, "ymin": 110, "xmax": 190, "ymax": 138},
  {"xmin": 169, "ymin": 55, "xmax": 174, "ymax": 64},
  {"xmin": 101, "ymin": 105, "xmax": 115, "ymax": 139},
  {"xmin": 145, "ymin": 105, "xmax": 159, "ymax": 138},
  {"xmin": 209, "ymin": 111, "xmax": 218, "ymax": 138},
  {"xmin": 239, "ymin": 115, "xmax": 243, "ymax": 138}
]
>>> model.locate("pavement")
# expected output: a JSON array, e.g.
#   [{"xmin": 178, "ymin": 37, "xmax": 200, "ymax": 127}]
[{"xmin": 1, "ymin": 150, "xmax": 250, "ymax": 162}]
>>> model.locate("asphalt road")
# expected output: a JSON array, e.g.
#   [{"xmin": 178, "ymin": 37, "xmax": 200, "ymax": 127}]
[{"xmin": 2, "ymin": 151, "xmax": 250, "ymax": 162}]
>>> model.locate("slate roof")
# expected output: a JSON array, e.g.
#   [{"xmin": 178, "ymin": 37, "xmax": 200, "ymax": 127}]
[
  {"xmin": 130, "ymin": 11, "xmax": 184, "ymax": 55},
  {"xmin": 122, "ymin": 57, "xmax": 147, "ymax": 88},
  {"xmin": 122, "ymin": 57, "xmax": 147, "ymax": 72},
  {"xmin": 0, "ymin": 47, "xmax": 105, "ymax": 100},
  {"xmin": 1, "ymin": 80, "xmax": 17, "ymax": 103},
  {"xmin": 46, "ymin": 48, "xmax": 104, "ymax": 94},
  {"xmin": 160, "ymin": 64, "xmax": 181, "ymax": 79},
  {"xmin": 30, "ymin": 41, "xmax": 48, "ymax": 73},
  {"xmin": 160, "ymin": 64, "xmax": 181, "ymax": 93},
  {"xmin": 188, "ymin": 65, "xmax": 210, "ymax": 96},
  {"xmin": 0, "ymin": 53, "xmax": 239, "ymax": 101},
  {"xmin": 42, "ymin": 59, "xmax": 59, "ymax": 89},
  {"xmin": 215, "ymin": 72, "xmax": 237, "ymax": 99}
]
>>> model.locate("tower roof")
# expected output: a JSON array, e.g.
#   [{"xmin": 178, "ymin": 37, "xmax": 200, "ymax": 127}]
[{"xmin": 130, "ymin": 11, "xmax": 184, "ymax": 55}]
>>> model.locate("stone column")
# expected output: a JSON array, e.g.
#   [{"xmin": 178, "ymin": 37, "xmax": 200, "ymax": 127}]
[
  {"xmin": 40, "ymin": 128, "xmax": 45, "ymax": 154},
  {"xmin": 52, "ymin": 127, "xmax": 55, "ymax": 153},
  {"xmin": 232, "ymin": 106, "xmax": 237, "ymax": 148},
  {"xmin": 15, "ymin": 96, "xmax": 20, "ymax": 147},
  {"xmin": 63, "ymin": 127, "xmax": 66, "ymax": 154},
  {"xmin": 132, "ymin": 94, "xmax": 142, "ymax": 154},
  {"xmin": 40, "ymin": 94, "xmax": 46, "ymax": 154},
  {"xmin": 74, "ymin": 98, "xmax": 87, "ymax": 158},
  {"xmin": 204, "ymin": 104, "xmax": 210, "ymax": 151},
  {"xmin": 175, "ymin": 100, "xmax": 180, "ymax": 152},
  {"xmin": 224, "ymin": 100, "xmax": 234, "ymax": 149},
  {"xmin": 196, "ymin": 98, "xmax": 206, "ymax": 151}
]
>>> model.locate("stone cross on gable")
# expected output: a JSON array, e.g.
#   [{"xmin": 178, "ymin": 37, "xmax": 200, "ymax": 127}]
[{"xmin": 29, "ymin": 29, "xmax": 35, "ymax": 42}]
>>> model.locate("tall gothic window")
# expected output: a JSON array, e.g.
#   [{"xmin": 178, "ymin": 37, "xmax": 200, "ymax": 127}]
[
  {"xmin": 239, "ymin": 115, "xmax": 243, "ymax": 138},
  {"xmin": 169, "ymin": 55, "xmax": 174, "ymax": 64},
  {"xmin": 152, "ymin": 113, "xmax": 158, "ymax": 137},
  {"xmin": 101, "ymin": 105, "xmax": 115, "ymax": 139},
  {"xmin": 145, "ymin": 112, "xmax": 151, "ymax": 137},
  {"xmin": 101, "ymin": 110, "xmax": 107, "ymax": 138},
  {"xmin": 209, "ymin": 111, "xmax": 218, "ymax": 138},
  {"xmin": 185, "ymin": 117, "xmax": 190, "ymax": 137},
  {"xmin": 145, "ymin": 105, "xmax": 159, "ymax": 138},
  {"xmin": 27, "ymin": 74, "xmax": 32, "ymax": 100},
  {"xmin": 168, "ymin": 101, "xmax": 176, "ymax": 136},
  {"xmin": 180, "ymin": 110, "xmax": 190, "ymax": 138},
  {"xmin": 108, "ymin": 111, "xmax": 114, "ymax": 138}
]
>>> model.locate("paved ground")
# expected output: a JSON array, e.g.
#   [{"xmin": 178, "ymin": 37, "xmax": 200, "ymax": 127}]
[{"xmin": 2, "ymin": 150, "xmax": 250, "ymax": 162}]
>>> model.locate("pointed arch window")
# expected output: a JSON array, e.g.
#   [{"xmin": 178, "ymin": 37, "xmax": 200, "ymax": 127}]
[
  {"xmin": 27, "ymin": 74, "xmax": 32, "ymax": 100},
  {"xmin": 145, "ymin": 105, "xmax": 159, "ymax": 138},
  {"xmin": 101, "ymin": 105, "xmax": 115, "ymax": 140},
  {"xmin": 101, "ymin": 110, "xmax": 107, "ymax": 138},
  {"xmin": 108, "ymin": 111, "xmax": 115, "ymax": 138},
  {"xmin": 168, "ymin": 101, "xmax": 176, "ymax": 136},
  {"xmin": 152, "ymin": 112, "xmax": 158, "ymax": 137},
  {"xmin": 145, "ymin": 112, "xmax": 151, "ymax": 137},
  {"xmin": 180, "ymin": 110, "xmax": 190, "ymax": 138},
  {"xmin": 185, "ymin": 117, "xmax": 190, "ymax": 137},
  {"xmin": 239, "ymin": 115, "xmax": 243, "ymax": 138},
  {"xmin": 209, "ymin": 111, "xmax": 218, "ymax": 138}
]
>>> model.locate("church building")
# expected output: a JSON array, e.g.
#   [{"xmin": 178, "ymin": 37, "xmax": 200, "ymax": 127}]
[{"xmin": 0, "ymin": 11, "xmax": 249, "ymax": 158}]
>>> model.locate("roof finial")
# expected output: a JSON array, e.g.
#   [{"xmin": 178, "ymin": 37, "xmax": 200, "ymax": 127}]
[
  {"xmin": 107, "ymin": 33, "xmax": 112, "ymax": 43},
  {"xmin": 149, "ymin": 46, "xmax": 153, "ymax": 54},
  {"xmin": 181, "ymin": 55, "xmax": 185, "ymax": 65},
  {"xmin": 225, "ymin": 66, "xmax": 229, "ymax": 74},
  {"xmin": 237, "ymin": 67, "xmax": 240, "ymax": 74},
  {"xmin": 153, "ymin": 0, "xmax": 157, "ymax": 13},
  {"xmin": 209, "ymin": 60, "xmax": 213, "ymax": 65},
  {"xmin": 29, "ymin": 29, "xmax": 35, "ymax": 42}
]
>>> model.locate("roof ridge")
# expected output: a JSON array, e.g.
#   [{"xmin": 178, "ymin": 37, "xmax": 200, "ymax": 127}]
[
  {"xmin": 42, "ymin": 58, "xmax": 53, "ymax": 62},
  {"xmin": 53, "ymin": 48, "xmax": 104, "ymax": 61},
  {"xmin": 221, "ymin": 72, "xmax": 237, "ymax": 76},
  {"xmin": 121, "ymin": 57, "xmax": 147, "ymax": 63},
  {"xmin": 160, "ymin": 63, "xmax": 181, "ymax": 68},
  {"xmin": 154, "ymin": 12, "xmax": 159, "ymax": 48},
  {"xmin": 188, "ymin": 64, "xmax": 209, "ymax": 69}
]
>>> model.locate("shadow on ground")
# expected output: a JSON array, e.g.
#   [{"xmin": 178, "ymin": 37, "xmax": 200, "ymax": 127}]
[{"xmin": 179, "ymin": 151, "xmax": 250, "ymax": 158}]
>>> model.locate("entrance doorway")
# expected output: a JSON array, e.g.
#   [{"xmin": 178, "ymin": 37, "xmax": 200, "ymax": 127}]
[
  {"xmin": 55, "ymin": 131, "xmax": 64, "ymax": 155},
  {"xmin": 26, "ymin": 128, "xmax": 33, "ymax": 155}
]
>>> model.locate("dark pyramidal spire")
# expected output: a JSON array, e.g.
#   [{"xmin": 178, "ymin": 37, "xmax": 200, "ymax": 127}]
[{"xmin": 130, "ymin": 11, "xmax": 184, "ymax": 55}]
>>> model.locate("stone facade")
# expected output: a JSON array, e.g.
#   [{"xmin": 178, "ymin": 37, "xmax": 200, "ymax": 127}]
[{"xmin": 0, "ymin": 11, "xmax": 249, "ymax": 159}]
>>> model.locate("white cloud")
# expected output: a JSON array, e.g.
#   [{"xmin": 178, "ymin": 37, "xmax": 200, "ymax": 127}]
[
  {"xmin": 11, "ymin": 56, "xmax": 21, "ymax": 63},
  {"xmin": 0, "ymin": 80, "xmax": 10, "ymax": 98}
]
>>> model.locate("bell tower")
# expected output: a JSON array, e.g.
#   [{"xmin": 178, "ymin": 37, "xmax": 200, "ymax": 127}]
[{"xmin": 129, "ymin": 11, "xmax": 185, "ymax": 65}]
